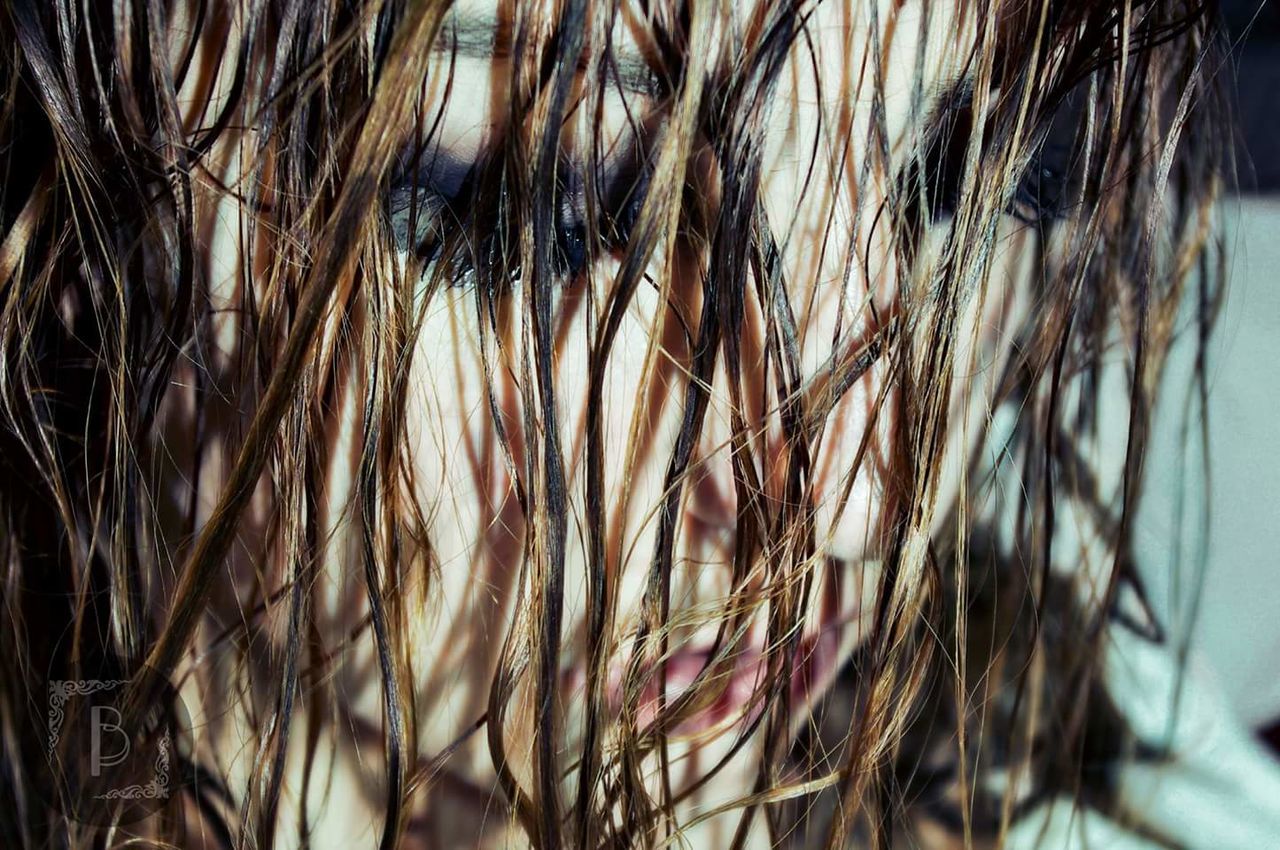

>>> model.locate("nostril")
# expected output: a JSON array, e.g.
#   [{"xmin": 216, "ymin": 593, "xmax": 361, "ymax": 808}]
[{"xmin": 685, "ymin": 462, "xmax": 736, "ymax": 533}]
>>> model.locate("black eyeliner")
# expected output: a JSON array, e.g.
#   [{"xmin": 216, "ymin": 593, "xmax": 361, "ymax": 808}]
[{"xmin": 389, "ymin": 134, "xmax": 656, "ymax": 287}]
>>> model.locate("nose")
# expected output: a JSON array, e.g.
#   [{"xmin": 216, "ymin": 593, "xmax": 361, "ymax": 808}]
[{"xmin": 682, "ymin": 368, "xmax": 761, "ymax": 544}]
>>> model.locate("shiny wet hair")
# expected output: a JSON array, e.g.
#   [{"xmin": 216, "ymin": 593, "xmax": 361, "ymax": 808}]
[{"xmin": 0, "ymin": 0, "xmax": 1227, "ymax": 847}]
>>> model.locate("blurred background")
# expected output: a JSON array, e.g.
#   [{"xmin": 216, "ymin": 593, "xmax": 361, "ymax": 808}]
[{"xmin": 1135, "ymin": 0, "xmax": 1280, "ymax": 744}]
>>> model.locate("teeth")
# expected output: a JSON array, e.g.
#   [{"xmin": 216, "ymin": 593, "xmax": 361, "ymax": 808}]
[{"xmin": 662, "ymin": 652, "xmax": 708, "ymax": 697}]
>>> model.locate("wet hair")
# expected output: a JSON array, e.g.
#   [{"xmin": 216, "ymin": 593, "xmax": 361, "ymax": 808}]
[{"xmin": 0, "ymin": 0, "xmax": 1228, "ymax": 847}]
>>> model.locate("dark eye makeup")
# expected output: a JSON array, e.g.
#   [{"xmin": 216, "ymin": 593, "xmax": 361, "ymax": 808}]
[
  {"xmin": 387, "ymin": 140, "xmax": 653, "ymax": 288},
  {"xmin": 389, "ymin": 86, "xmax": 1084, "ymax": 291},
  {"xmin": 909, "ymin": 85, "xmax": 1086, "ymax": 227}
]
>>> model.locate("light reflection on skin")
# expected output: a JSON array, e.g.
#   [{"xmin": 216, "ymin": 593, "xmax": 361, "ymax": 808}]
[{"xmin": 206, "ymin": 1, "xmax": 1039, "ymax": 846}]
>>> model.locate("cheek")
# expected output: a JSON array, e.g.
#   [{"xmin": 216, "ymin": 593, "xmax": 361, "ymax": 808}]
[
  {"xmin": 810, "ymin": 361, "xmax": 896, "ymax": 563},
  {"xmin": 408, "ymin": 290, "xmax": 502, "ymax": 555},
  {"xmin": 406, "ymin": 287, "xmax": 529, "ymax": 671},
  {"xmin": 404, "ymin": 222, "xmax": 1025, "ymax": 656},
  {"xmin": 403, "ymin": 268, "xmax": 690, "ymax": 625}
]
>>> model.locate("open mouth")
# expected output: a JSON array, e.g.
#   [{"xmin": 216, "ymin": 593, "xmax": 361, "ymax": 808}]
[
  {"xmin": 563, "ymin": 581, "xmax": 862, "ymax": 738},
  {"xmin": 629, "ymin": 619, "xmax": 848, "ymax": 736}
]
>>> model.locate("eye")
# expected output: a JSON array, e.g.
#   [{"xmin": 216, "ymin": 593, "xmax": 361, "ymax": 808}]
[
  {"xmin": 1007, "ymin": 95, "xmax": 1085, "ymax": 224},
  {"xmin": 910, "ymin": 87, "xmax": 1084, "ymax": 227},
  {"xmin": 387, "ymin": 142, "xmax": 653, "ymax": 288},
  {"xmin": 542, "ymin": 145, "xmax": 655, "ymax": 278},
  {"xmin": 1006, "ymin": 143, "xmax": 1073, "ymax": 224},
  {"xmin": 387, "ymin": 182, "xmax": 448, "ymax": 264},
  {"xmin": 387, "ymin": 150, "xmax": 475, "ymax": 269}
]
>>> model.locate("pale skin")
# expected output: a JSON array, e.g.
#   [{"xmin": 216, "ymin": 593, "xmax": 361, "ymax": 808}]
[{"xmin": 182, "ymin": 1, "xmax": 1035, "ymax": 846}]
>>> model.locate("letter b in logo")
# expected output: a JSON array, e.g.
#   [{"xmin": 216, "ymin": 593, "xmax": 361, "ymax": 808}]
[{"xmin": 89, "ymin": 705, "xmax": 130, "ymax": 776}]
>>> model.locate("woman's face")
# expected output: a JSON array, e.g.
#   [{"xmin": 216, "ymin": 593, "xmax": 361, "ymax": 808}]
[{"xmin": 330, "ymin": 0, "xmax": 1020, "ymax": 841}]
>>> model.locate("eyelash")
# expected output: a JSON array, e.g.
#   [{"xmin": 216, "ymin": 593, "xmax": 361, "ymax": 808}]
[
  {"xmin": 390, "ymin": 102, "xmax": 1077, "ymax": 291},
  {"xmin": 917, "ymin": 96, "xmax": 1081, "ymax": 226},
  {"xmin": 387, "ymin": 155, "xmax": 648, "ymax": 288},
  {"xmin": 926, "ymin": 145, "xmax": 1074, "ymax": 224}
]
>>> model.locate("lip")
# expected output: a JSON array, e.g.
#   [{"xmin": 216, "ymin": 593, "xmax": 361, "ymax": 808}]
[{"xmin": 581, "ymin": 609, "xmax": 853, "ymax": 737}]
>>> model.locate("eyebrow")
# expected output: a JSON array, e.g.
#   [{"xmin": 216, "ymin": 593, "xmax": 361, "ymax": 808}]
[{"xmin": 433, "ymin": 9, "xmax": 662, "ymax": 97}]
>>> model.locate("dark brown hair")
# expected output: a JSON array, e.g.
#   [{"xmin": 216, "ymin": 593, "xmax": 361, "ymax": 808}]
[{"xmin": 0, "ymin": 0, "xmax": 1228, "ymax": 847}]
